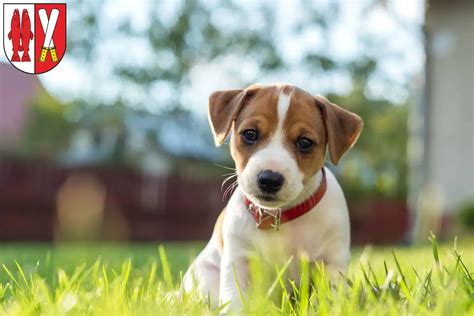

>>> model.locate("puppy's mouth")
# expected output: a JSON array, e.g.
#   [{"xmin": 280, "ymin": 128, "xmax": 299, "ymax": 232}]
[
  {"xmin": 246, "ymin": 193, "xmax": 287, "ymax": 209},
  {"xmin": 255, "ymin": 194, "xmax": 279, "ymax": 202}
]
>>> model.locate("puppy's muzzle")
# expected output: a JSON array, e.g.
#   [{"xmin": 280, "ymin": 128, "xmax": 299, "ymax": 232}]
[{"xmin": 257, "ymin": 170, "xmax": 284, "ymax": 194}]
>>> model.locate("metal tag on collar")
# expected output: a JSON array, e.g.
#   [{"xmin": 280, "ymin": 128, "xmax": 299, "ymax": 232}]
[
  {"xmin": 269, "ymin": 209, "xmax": 282, "ymax": 231},
  {"xmin": 257, "ymin": 206, "xmax": 265, "ymax": 227},
  {"xmin": 247, "ymin": 202, "xmax": 282, "ymax": 231},
  {"xmin": 247, "ymin": 203, "xmax": 260, "ymax": 222},
  {"xmin": 248, "ymin": 202, "xmax": 257, "ymax": 216}
]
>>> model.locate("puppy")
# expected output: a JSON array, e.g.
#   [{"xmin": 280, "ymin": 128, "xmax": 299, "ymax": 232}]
[{"xmin": 183, "ymin": 83, "xmax": 363, "ymax": 310}]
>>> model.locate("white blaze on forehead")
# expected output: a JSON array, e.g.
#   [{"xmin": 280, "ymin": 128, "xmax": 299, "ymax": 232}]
[
  {"xmin": 277, "ymin": 91, "xmax": 291, "ymax": 127},
  {"xmin": 276, "ymin": 88, "xmax": 293, "ymax": 128}
]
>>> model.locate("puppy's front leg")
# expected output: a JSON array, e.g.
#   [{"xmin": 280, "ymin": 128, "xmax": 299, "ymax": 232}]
[
  {"xmin": 219, "ymin": 244, "xmax": 249, "ymax": 311},
  {"xmin": 322, "ymin": 245, "xmax": 350, "ymax": 284}
]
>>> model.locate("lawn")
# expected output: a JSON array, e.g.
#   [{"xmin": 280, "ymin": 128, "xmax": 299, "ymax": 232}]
[{"xmin": 0, "ymin": 236, "xmax": 472, "ymax": 315}]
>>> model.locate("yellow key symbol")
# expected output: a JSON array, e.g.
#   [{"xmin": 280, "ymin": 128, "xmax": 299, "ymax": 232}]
[
  {"xmin": 39, "ymin": 48, "xmax": 48, "ymax": 62},
  {"xmin": 50, "ymin": 48, "xmax": 58, "ymax": 63}
]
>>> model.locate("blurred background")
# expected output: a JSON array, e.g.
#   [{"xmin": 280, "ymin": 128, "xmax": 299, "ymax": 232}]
[{"xmin": 0, "ymin": 0, "xmax": 472, "ymax": 244}]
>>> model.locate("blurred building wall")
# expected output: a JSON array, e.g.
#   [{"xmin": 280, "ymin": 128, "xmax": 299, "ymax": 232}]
[
  {"xmin": 412, "ymin": 0, "xmax": 474, "ymax": 237},
  {"xmin": 0, "ymin": 62, "xmax": 41, "ymax": 147}
]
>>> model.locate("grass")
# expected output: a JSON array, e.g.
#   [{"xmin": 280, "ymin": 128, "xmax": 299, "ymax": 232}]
[{"xmin": 0, "ymin": 235, "xmax": 472, "ymax": 315}]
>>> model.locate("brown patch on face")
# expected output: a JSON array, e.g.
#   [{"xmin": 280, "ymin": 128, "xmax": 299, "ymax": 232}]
[
  {"xmin": 283, "ymin": 88, "xmax": 327, "ymax": 182},
  {"xmin": 230, "ymin": 85, "xmax": 281, "ymax": 172}
]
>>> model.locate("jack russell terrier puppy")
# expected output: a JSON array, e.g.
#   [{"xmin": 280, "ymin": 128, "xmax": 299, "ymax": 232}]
[{"xmin": 183, "ymin": 83, "xmax": 363, "ymax": 309}]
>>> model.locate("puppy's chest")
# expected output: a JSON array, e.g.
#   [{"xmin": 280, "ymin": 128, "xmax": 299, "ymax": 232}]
[{"xmin": 251, "ymin": 216, "xmax": 326, "ymax": 261}]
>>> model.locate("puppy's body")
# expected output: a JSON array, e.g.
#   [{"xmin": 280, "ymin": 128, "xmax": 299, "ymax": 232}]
[
  {"xmin": 184, "ymin": 168, "xmax": 350, "ymax": 305},
  {"xmin": 183, "ymin": 84, "xmax": 362, "ymax": 309}
]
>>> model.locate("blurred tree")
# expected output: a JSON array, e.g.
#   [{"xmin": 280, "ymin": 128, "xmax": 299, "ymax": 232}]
[
  {"xmin": 19, "ymin": 91, "xmax": 74, "ymax": 160},
  {"xmin": 329, "ymin": 88, "xmax": 408, "ymax": 199}
]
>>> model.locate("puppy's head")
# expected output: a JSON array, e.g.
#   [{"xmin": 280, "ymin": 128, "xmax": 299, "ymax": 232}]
[{"xmin": 209, "ymin": 84, "xmax": 363, "ymax": 209}]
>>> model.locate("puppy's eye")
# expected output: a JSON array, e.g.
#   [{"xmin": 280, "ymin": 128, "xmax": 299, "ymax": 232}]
[
  {"xmin": 296, "ymin": 137, "xmax": 314, "ymax": 152},
  {"xmin": 241, "ymin": 129, "xmax": 258, "ymax": 144}
]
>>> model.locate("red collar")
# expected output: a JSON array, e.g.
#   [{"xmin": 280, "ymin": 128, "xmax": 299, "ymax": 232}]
[{"xmin": 244, "ymin": 168, "xmax": 327, "ymax": 230}]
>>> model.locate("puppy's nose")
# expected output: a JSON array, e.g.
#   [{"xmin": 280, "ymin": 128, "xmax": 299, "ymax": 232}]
[{"xmin": 257, "ymin": 170, "xmax": 284, "ymax": 193}]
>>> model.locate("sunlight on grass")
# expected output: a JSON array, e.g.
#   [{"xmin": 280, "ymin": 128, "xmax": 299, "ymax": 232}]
[{"xmin": 0, "ymin": 236, "xmax": 472, "ymax": 315}]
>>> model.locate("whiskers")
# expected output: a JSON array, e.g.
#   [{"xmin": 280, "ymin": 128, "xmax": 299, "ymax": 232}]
[
  {"xmin": 216, "ymin": 164, "xmax": 239, "ymax": 201},
  {"xmin": 222, "ymin": 179, "xmax": 239, "ymax": 201},
  {"xmin": 221, "ymin": 173, "xmax": 238, "ymax": 201},
  {"xmin": 214, "ymin": 163, "xmax": 236, "ymax": 172},
  {"xmin": 221, "ymin": 172, "xmax": 237, "ymax": 190}
]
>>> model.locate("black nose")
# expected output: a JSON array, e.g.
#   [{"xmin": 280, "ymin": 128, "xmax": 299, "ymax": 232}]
[{"xmin": 257, "ymin": 170, "xmax": 284, "ymax": 194}]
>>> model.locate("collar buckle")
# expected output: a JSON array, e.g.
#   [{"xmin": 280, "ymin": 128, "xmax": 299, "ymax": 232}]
[{"xmin": 248, "ymin": 203, "xmax": 281, "ymax": 231}]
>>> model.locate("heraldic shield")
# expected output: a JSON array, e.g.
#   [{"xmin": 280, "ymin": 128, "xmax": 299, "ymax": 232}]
[{"xmin": 3, "ymin": 3, "xmax": 66, "ymax": 74}]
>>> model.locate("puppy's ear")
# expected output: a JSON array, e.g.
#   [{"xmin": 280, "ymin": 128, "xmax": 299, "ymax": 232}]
[
  {"xmin": 316, "ymin": 95, "xmax": 363, "ymax": 165},
  {"xmin": 208, "ymin": 89, "xmax": 249, "ymax": 146}
]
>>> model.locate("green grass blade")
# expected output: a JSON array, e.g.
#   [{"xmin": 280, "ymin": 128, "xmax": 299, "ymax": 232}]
[{"xmin": 159, "ymin": 246, "xmax": 173, "ymax": 290}]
